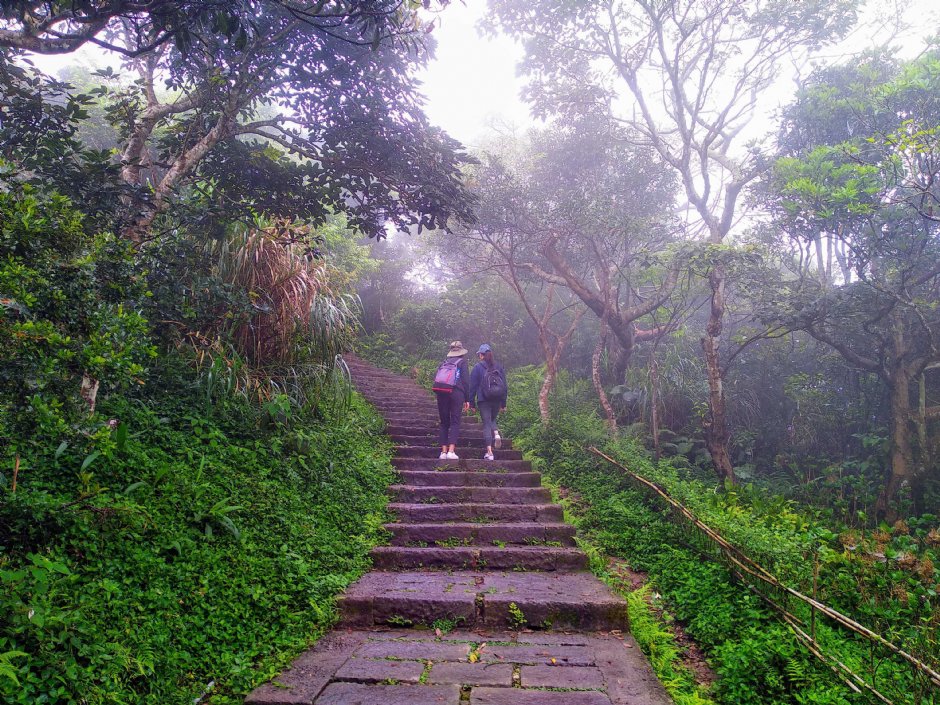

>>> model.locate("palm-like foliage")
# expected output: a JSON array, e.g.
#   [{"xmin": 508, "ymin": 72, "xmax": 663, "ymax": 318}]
[{"xmin": 202, "ymin": 217, "xmax": 360, "ymax": 409}]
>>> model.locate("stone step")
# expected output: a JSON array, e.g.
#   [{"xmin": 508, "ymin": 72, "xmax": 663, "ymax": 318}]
[
  {"xmin": 370, "ymin": 545, "xmax": 590, "ymax": 571},
  {"xmin": 384, "ymin": 522, "xmax": 576, "ymax": 546},
  {"xmin": 388, "ymin": 502, "xmax": 563, "ymax": 523},
  {"xmin": 386, "ymin": 425, "xmax": 489, "ymax": 438},
  {"xmin": 338, "ymin": 571, "xmax": 628, "ymax": 631},
  {"xmin": 349, "ymin": 378, "xmax": 416, "ymax": 387},
  {"xmin": 384, "ymin": 415, "xmax": 484, "ymax": 428},
  {"xmin": 395, "ymin": 445, "xmax": 522, "ymax": 459},
  {"xmin": 363, "ymin": 396, "xmax": 436, "ymax": 407},
  {"xmin": 390, "ymin": 485, "xmax": 552, "ymax": 505},
  {"xmin": 392, "ymin": 436, "xmax": 515, "ymax": 450},
  {"xmin": 366, "ymin": 397, "xmax": 437, "ymax": 417},
  {"xmin": 380, "ymin": 411, "xmax": 444, "ymax": 420},
  {"xmin": 356, "ymin": 383, "xmax": 427, "ymax": 393},
  {"xmin": 396, "ymin": 470, "xmax": 541, "ymax": 487},
  {"xmin": 393, "ymin": 457, "xmax": 531, "ymax": 472}
]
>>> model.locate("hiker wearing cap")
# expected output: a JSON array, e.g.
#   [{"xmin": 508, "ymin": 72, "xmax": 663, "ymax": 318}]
[
  {"xmin": 468, "ymin": 343, "xmax": 508, "ymax": 461},
  {"xmin": 431, "ymin": 341, "xmax": 471, "ymax": 460}
]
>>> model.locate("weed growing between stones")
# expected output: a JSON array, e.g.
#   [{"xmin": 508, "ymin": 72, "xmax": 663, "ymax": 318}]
[{"xmin": 507, "ymin": 602, "xmax": 527, "ymax": 629}]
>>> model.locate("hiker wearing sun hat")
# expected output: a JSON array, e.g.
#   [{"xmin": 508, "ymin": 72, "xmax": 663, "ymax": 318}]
[
  {"xmin": 468, "ymin": 343, "xmax": 508, "ymax": 461},
  {"xmin": 431, "ymin": 340, "xmax": 471, "ymax": 460}
]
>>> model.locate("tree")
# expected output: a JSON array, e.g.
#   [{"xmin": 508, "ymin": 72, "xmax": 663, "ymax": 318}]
[
  {"xmin": 453, "ymin": 122, "xmax": 683, "ymax": 423},
  {"xmin": 487, "ymin": 0, "xmax": 859, "ymax": 483},
  {"xmin": 3, "ymin": 1, "xmax": 474, "ymax": 243},
  {"xmin": 0, "ymin": 1, "xmax": 430, "ymax": 56},
  {"xmin": 764, "ymin": 50, "xmax": 940, "ymax": 517}
]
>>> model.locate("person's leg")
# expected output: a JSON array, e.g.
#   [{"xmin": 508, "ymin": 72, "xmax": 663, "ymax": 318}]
[
  {"xmin": 480, "ymin": 402, "xmax": 495, "ymax": 457},
  {"xmin": 491, "ymin": 405, "xmax": 501, "ymax": 450},
  {"xmin": 436, "ymin": 392, "xmax": 450, "ymax": 456},
  {"xmin": 447, "ymin": 390, "xmax": 465, "ymax": 451}
]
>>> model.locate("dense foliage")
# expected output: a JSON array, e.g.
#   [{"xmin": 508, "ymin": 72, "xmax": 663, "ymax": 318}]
[
  {"xmin": 0, "ymin": 367, "xmax": 393, "ymax": 702},
  {"xmin": 497, "ymin": 367, "xmax": 939, "ymax": 705}
]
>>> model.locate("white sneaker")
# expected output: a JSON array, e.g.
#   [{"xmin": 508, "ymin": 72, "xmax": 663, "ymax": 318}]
[
  {"xmin": 493, "ymin": 429, "xmax": 502, "ymax": 449},
  {"xmin": 483, "ymin": 452, "xmax": 494, "ymax": 461},
  {"xmin": 439, "ymin": 452, "xmax": 448, "ymax": 460},
  {"xmin": 445, "ymin": 451, "xmax": 459, "ymax": 460}
]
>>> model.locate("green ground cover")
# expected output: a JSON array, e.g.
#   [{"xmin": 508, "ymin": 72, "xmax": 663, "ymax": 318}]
[
  {"xmin": 0, "ymin": 363, "xmax": 393, "ymax": 704},
  {"xmin": 498, "ymin": 367, "xmax": 937, "ymax": 705}
]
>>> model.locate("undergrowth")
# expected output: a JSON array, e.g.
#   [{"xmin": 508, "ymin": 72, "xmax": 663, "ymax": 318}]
[
  {"xmin": 0, "ymin": 358, "xmax": 394, "ymax": 704},
  {"xmin": 500, "ymin": 366, "xmax": 938, "ymax": 705}
]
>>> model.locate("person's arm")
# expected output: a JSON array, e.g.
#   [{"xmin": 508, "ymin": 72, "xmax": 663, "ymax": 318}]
[
  {"xmin": 461, "ymin": 359, "xmax": 472, "ymax": 410},
  {"xmin": 468, "ymin": 363, "xmax": 480, "ymax": 408}
]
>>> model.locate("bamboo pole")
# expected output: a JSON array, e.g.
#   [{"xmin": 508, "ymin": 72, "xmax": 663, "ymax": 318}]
[{"xmin": 588, "ymin": 446, "xmax": 940, "ymax": 691}]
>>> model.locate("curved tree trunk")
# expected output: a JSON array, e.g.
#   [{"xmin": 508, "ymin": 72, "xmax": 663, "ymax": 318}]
[
  {"xmin": 650, "ymin": 358, "xmax": 661, "ymax": 461},
  {"xmin": 701, "ymin": 266, "xmax": 736, "ymax": 485},
  {"xmin": 593, "ymin": 318, "xmax": 616, "ymax": 432},
  {"xmin": 539, "ymin": 360, "xmax": 555, "ymax": 425}
]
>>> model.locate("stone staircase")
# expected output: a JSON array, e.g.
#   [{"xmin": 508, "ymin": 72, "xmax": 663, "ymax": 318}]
[
  {"xmin": 245, "ymin": 354, "xmax": 671, "ymax": 705},
  {"xmin": 337, "ymin": 355, "xmax": 628, "ymax": 633}
]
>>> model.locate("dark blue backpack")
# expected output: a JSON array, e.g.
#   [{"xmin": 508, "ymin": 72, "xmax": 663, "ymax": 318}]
[{"xmin": 482, "ymin": 363, "xmax": 507, "ymax": 400}]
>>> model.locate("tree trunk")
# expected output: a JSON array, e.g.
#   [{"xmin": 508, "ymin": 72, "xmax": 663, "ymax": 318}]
[
  {"xmin": 650, "ymin": 358, "xmax": 661, "ymax": 461},
  {"xmin": 80, "ymin": 374, "xmax": 99, "ymax": 415},
  {"xmin": 701, "ymin": 266, "xmax": 736, "ymax": 485},
  {"xmin": 876, "ymin": 366, "xmax": 914, "ymax": 522},
  {"xmin": 539, "ymin": 358, "xmax": 555, "ymax": 425},
  {"xmin": 592, "ymin": 319, "xmax": 616, "ymax": 432}
]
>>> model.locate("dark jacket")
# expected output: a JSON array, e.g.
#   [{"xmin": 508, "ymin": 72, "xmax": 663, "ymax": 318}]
[
  {"xmin": 435, "ymin": 355, "xmax": 470, "ymax": 397},
  {"xmin": 469, "ymin": 360, "xmax": 507, "ymax": 408}
]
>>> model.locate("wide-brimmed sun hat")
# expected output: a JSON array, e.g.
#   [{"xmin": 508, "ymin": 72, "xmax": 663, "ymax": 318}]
[{"xmin": 447, "ymin": 340, "xmax": 468, "ymax": 357}]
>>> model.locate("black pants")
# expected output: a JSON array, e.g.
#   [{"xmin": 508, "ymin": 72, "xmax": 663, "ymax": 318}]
[
  {"xmin": 477, "ymin": 400, "xmax": 500, "ymax": 448},
  {"xmin": 436, "ymin": 390, "xmax": 465, "ymax": 447}
]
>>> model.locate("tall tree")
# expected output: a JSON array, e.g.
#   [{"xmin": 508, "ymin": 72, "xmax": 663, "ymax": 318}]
[
  {"xmin": 2, "ymin": 2, "xmax": 474, "ymax": 242},
  {"xmin": 764, "ymin": 50, "xmax": 940, "ymax": 517},
  {"xmin": 457, "ymin": 121, "xmax": 681, "ymax": 375},
  {"xmin": 487, "ymin": 0, "xmax": 859, "ymax": 483}
]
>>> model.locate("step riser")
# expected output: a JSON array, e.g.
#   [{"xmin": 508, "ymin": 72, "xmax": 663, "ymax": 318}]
[
  {"xmin": 386, "ymin": 427, "xmax": 491, "ymax": 438},
  {"xmin": 338, "ymin": 594, "xmax": 627, "ymax": 631},
  {"xmin": 362, "ymin": 397, "xmax": 436, "ymax": 406},
  {"xmin": 384, "ymin": 417, "xmax": 485, "ymax": 427},
  {"xmin": 394, "ymin": 446, "xmax": 522, "ymax": 459},
  {"xmin": 391, "ymin": 436, "xmax": 514, "ymax": 449},
  {"xmin": 393, "ymin": 458, "xmax": 531, "ymax": 472},
  {"xmin": 391, "ymin": 486, "xmax": 552, "ymax": 504},
  {"xmin": 370, "ymin": 546, "xmax": 589, "ymax": 571},
  {"xmin": 388, "ymin": 503, "xmax": 563, "ymax": 523},
  {"xmin": 396, "ymin": 471, "xmax": 541, "ymax": 487},
  {"xmin": 385, "ymin": 523, "xmax": 577, "ymax": 546}
]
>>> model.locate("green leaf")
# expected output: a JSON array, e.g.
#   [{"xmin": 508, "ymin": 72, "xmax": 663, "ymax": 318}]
[{"xmin": 80, "ymin": 451, "xmax": 100, "ymax": 471}]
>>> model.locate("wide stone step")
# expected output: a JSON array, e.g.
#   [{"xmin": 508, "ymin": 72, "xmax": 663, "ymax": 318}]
[
  {"xmin": 386, "ymin": 425, "xmax": 489, "ymax": 438},
  {"xmin": 393, "ymin": 457, "xmax": 531, "ymax": 472},
  {"xmin": 384, "ymin": 415, "xmax": 484, "ymax": 428},
  {"xmin": 366, "ymin": 397, "xmax": 437, "ymax": 417},
  {"xmin": 338, "ymin": 571, "xmax": 628, "ymax": 631},
  {"xmin": 381, "ymin": 412, "xmax": 444, "ymax": 421},
  {"xmin": 388, "ymin": 502, "xmax": 563, "ymax": 523},
  {"xmin": 357, "ymin": 390, "xmax": 431, "ymax": 399},
  {"xmin": 385, "ymin": 522, "xmax": 576, "ymax": 546},
  {"xmin": 390, "ymin": 486, "xmax": 552, "ymax": 504},
  {"xmin": 396, "ymin": 470, "xmax": 541, "ymax": 487},
  {"xmin": 370, "ymin": 545, "xmax": 590, "ymax": 571},
  {"xmin": 363, "ymin": 396, "xmax": 437, "ymax": 407},
  {"xmin": 395, "ymin": 445, "xmax": 522, "ymax": 459},
  {"xmin": 391, "ymin": 434, "xmax": 514, "ymax": 448}
]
